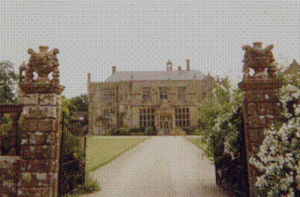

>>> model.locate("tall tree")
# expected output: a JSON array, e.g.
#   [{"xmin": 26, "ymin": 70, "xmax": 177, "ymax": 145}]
[
  {"xmin": 0, "ymin": 61, "xmax": 18, "ymax": 103},
  {"xmin": 70, "ymin": 94, "xmax": 88, "ymax": 112}
]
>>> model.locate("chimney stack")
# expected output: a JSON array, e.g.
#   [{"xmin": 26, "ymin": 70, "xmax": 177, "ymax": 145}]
[
  {"xmin": 186, "ymin": 59, "xmax": 190, "ymax": 71},
  {"xmin": 112, "ymin": 66, "xmax": 116, "ymax": 74},
  {"xmin": 178, "ymin": 66, "xmax": 182, "ymax": 71},
  {"xmin": 166, "ymin": 60, "xmax": 173, "ymax": 71}
]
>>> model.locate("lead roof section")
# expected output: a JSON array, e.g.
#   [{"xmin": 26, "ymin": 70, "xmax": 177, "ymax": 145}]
[{"xmin": 105, "ymin": 70, "xmax": 206, "ymax": 82}]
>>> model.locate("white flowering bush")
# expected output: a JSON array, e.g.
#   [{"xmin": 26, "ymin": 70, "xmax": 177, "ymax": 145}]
[
  {"xmin": 197, "ymin": 77, "xmax": 248, "ymax": 193},
  {"xmin": 250, "ymin": 73, "xmax": 300, "ymax": 197},
  {"xmin": 198, "ymin": 77, "xmax": 243, "ymax": 160}
]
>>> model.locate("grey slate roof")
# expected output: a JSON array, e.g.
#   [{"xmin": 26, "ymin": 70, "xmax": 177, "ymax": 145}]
[{"xmin": 105, "ymin": 70, "xmax": 206, "ymax": 82}]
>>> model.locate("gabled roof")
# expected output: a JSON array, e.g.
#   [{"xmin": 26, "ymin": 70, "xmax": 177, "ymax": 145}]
[{"xmin": 105, "ymin": 70, "xmax": 206, "ymax": 82}]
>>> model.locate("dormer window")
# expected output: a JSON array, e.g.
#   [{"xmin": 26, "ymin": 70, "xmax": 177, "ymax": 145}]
[
  {"xmin": 159, "ymin": 87, "xmax": 168, "ymax": 100},
  {"xmin": 178, "ymin": 87, "xmax": 186, "ymax": 101},
  {"xmin": 142, "ymin": 87, "xmax": 151, "ymax": 101}
]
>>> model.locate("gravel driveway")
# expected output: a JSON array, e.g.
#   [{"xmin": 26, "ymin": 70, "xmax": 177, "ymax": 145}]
[{"xmin": 82, "ymin": 136, "xmax": 233, "ymax": 197}]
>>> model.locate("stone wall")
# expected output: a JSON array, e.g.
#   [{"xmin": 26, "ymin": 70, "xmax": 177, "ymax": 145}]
[
  {"xmin": 17, "ymin": 93, "xmax": 61, "ymax": 196},
  {"xmin": 239, "ymin": 42, "xmax": 282, "ymax": 197},
  {"xmin": 0, "ymin": 156, "xmax": 20, "ymax": 196},
  {"xmin": 0, "ymin": 46, "xmax": 64, "ymax": 197}
]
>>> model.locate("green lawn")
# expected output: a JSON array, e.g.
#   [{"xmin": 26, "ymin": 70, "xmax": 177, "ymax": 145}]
[
  {"xmin": 185, "ymin": 136, "xmax": 206, "ymax": 150},
  {"xmin": 86, "ymin": 136, "xmax": 149, "ymax": 172}
]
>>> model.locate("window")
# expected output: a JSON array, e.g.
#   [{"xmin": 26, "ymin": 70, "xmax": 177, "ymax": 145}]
[
  {"xmin": 103, "ymin": 108, "xmax": 115, "ymax": 118},
  {"xmin": 104, "ymin": 88, "xmax": 116, "ymax": 101},
  {"xmin": 178, "ymin": 87, "xmax": 186, "ymax": 101},
  {"xmin": 175, "ymin": 107, "xmax": 190, "ymax": 127},
  {"xmin": 142, "ymin": 87, "xmax": 151, "ymax": 101},
  {"xmin": 139, "ymin": 108, "xmax": 155, "ymax": 127},
  {"xmin": 159, "ymin": 87, "xmax": 168, "ymax": 100}
]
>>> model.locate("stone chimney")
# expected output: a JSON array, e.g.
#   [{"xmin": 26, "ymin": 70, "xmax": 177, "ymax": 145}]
[
  {"xmin": 167, "ymin": 60, "xmax": 173, "ymax": 71},
  {"xmin": 178, "ymin": 66, "xmax": 182, "ymax": 71},
  {"xmin": 112, "ymin": 66, "xmax": 116, "ymax": 74},
  {"xmin": 186, "ymin": 59, "xmax": 190, "ymax": 71}
]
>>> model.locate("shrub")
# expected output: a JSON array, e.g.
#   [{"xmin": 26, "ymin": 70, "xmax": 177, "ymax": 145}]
[
  {"xmin": 250, "ymin": 73, "xmax": 300, "ymax": 197},
  {"xmin": 197, "ymin": 77, "xmax": 243, "ymax": 160},
  {"xmin": 144, "ymin": 126, "xmax": 158, "ymax": 136},
  {"xmin": 182, "ymin": 127, "xmax": 196, "ymax": 135},
  {"xmin": 197, "ymin": 77, "xmax": 248, "ymax": 194},
  {"xmin": 171, "ymin": 127, "xmax": 186, "ymax": 136},
  {"xmin": 110, "ymin": 127, "xmax": 132, "ymax": 135}
]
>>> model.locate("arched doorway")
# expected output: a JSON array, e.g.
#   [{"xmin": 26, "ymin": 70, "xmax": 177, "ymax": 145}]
[{"xmin": 160, "ymin": 114, "xmax": 172, "ymax": 135}]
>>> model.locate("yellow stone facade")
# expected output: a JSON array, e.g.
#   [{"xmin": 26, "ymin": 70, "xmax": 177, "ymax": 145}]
[{"xmin": 88, "ymin": 60, "xmax": 215, "ymax": 135}]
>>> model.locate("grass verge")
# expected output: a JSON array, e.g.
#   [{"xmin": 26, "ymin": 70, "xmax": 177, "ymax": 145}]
[
  {"xmin": 86, "ymin": 136, "xmax": 150, "ymax": 173},
  {"xmin": 185, "ymin": 136, "xmax": 206, "ymax": 150}
]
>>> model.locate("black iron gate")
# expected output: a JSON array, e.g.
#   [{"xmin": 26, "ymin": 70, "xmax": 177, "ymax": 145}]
[
  {"xmin": 214, "ymin": 109, "xmax": 249, "ymax": 197},
  {"xmin": 58, "ymin": 112, "xmax": 88, "ymax": 196}
]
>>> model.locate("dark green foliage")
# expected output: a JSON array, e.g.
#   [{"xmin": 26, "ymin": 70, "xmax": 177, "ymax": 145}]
[
  {"xmin": 0, "ymin": 61, "xmax": 18, "ymax": 103},
  {"xmin": 69, "ymin": 94, "xmax": 88, "ymax": 112},
  {"xmin": 212, "ymin": 108, "xmax": 249, "ymax": 195},
  {"xmin": 110, "ymin": 127, "xmax": 132, "ymax": 136},
  {"xmin": 182, "ymin": 127, "xmax": 197, "ymax": 135},
  {"xmin": 110, "ymin": 126, "xmax": 158, "ymax": 136},
  {"xmin": 197, "ymin": 77, "xmax": 248, "ymax": 195},
  {"xmin": 144, "ymin": 126, "xmax": 158, "ymax": 136},
  {"xmin": 129, "ymin": 127, "xmax": 145, "ymax": 133}
]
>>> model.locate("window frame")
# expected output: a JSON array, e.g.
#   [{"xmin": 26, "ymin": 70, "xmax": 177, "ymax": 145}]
[
  {"xmin": 142, "ymin": 87, "xmax": 151, "ymax": 101},
  {"xmin": 177, "ymin": 87, "xmax": 186, "ymax": 101},
  {"xmin": 103, "ymin": 87, "xmax": 116, "ymax": 102},
  {"xmin": 159, "ymin": 87, "xmax": 168, "ymax": 100},
  {"xmin": 139, "ymin": 108, "xmax": 155, "ymax": 128},
  {"xmin": 175, "ymin": 107, "xmax": 190, "ymax": 128}
]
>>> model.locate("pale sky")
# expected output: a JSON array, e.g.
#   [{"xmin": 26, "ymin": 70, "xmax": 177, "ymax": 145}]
[{"xmin": 1, "ymin": 0, "xmax": 299, "ymax": 98}]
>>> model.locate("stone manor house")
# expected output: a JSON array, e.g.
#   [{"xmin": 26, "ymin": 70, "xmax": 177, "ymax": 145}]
[{"xmin": 88, "ymin": 59, "xmax": 215, "ymax": 135}]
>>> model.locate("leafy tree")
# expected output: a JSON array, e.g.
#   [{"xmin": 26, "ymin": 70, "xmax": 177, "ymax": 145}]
[
  {"xmin": 197, "ymin": 76, "xmax": 248, "ymax": 193},
  {"xmin": 0, "ymin": 61, "xmax": 18, "ymax": 103},
  {"xmin": 61, "ymin": 96, "xmax": 72, "ymax": 117},
  {"xmin": 70, "ymin": 94, "xmax": 88, "ymax": 112},
  {"xmin": 197, "ymin": 77, "xmax": 243, "ymax": 143}
]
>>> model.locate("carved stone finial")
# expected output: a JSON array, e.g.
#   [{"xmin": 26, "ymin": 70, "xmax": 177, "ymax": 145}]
[
  {"xmin": 19, "ymin": 46, "xmax": 65, "ymax": 94},
  {"xmin": 267, "ymin": 63, "xmax": 278, "ymax": 78},
  {"xmin": 19, "ymin": 61, "xmax": 27, "ymax": 82},
  {"xmin": 39, "ymin": 46, "xmax": 49, "ymax": 52},
  {"xmin": 242, "ymin": 42, "xmax": 275, "ymax": 79},
  {"xmin": 253, "ymin": 42, "xmax": 262, "ymax": 48},
  {"xmin": 28, "ymin": 46, "xmax": 60, "ymax": 83}
]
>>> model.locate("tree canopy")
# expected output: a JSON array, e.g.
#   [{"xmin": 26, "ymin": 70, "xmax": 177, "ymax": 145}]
[
  {"xmin": 0, "ymin": 61, "xmax": 18, "ymax": 103},
  {"xmin": 70, "ymin": 94, "xmax": 88, "ymax": 112}
]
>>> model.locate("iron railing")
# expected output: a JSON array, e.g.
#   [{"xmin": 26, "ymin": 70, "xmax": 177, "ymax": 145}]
[
  {"xmin": 213, "ymin": 110, "xmax": 249, "ymax": 197},
  {"xmin": 58, "ymin": 112, "xmax": 88, "ymax": 196}
]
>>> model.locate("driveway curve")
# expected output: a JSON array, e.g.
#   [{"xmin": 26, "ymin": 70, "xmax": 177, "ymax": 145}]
[{"xmin": 82, "ymin": 136, "xmax": 233, "ymax": 197}]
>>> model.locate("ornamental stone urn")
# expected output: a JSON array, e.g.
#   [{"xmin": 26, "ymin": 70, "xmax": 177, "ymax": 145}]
[
  {"xmin": 19, "ymin": 46, "xmax": 65, "ymax": 94},
  {"xmin": 242, "ymin": 42, "xmax": 275, "ymax": 79},
  {"xmin": 27, "ymin": 46, "xmax": 59, "ymax": 83}
]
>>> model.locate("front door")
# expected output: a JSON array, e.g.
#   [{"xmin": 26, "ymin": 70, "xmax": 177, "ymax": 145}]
[{"xmin": 160, "ymin": 114, "xmax": 172, "ymax": 135}]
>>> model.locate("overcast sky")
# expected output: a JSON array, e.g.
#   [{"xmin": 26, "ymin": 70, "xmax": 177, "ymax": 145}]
[{"xmin": 1, "ymin": 0, "xmax": 299, "ymax": 98}]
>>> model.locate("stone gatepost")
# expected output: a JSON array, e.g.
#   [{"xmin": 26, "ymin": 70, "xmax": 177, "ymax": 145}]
[
  {"xmin": 238, "ymin": 42, "xmax": 282, "ymax": 197},
  {"xmin": 17, "ymin": 46, "xmax": 64, "ymax": 196}
]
